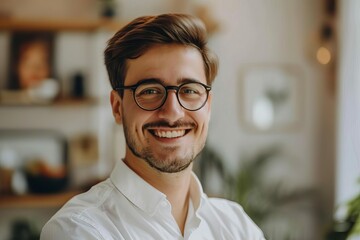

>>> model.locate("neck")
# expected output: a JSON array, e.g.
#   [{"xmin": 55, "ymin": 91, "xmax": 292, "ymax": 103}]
[{"xmin": 124, "ymin": 155, "xmax": 192, "ymax": 235}]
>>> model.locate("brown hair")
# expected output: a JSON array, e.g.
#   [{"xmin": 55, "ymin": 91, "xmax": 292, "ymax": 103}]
[{"xmin": 104, "ymin": 13, "xmax": 218, "ymax": 96}]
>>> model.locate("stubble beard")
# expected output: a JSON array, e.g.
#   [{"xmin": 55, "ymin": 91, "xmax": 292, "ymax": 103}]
[{"xmin": 122, "ymin": 117, "xmax": 205, "ymax": 173}]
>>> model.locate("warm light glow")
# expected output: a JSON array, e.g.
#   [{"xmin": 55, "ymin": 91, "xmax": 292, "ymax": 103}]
[{"xmin": 316, "ymin": 46, "xmax": 331, "ymax": 65}]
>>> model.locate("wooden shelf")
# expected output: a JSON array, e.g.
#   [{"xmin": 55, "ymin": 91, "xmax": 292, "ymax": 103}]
[
  {"xmin": 52, "ymin": 97, "xmax": 98, "ymax": 106},
  {"xmin": 0, "ymin": 18, "xmax": 126, "ymax": 32},
  {"xmin": 0, "ymin": 190, "xmax": 82, "ymax": 208},
  {"xmin": 0, "ymin": 96, "xmax": 98, "ymax": 107}
]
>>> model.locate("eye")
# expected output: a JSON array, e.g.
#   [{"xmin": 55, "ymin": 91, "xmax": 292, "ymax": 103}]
[
  {"xmin": 181, "ymin": 88, "xmax": 199, "ymax": 94},
  {"xmin": 179, "ymin": 83, "xmax": 204, "ymax": 97},
  {"xmin": 140, "ymin": 88, "xmax": 161, "ymax": 95},
  {"xmin": 135, "ymin": 84, "xmax": 165, "ymax": 100}
]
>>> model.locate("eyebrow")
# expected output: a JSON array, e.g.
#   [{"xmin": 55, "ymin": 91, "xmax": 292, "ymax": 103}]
[{"xmin": 135, "ymin": 78, "xmax": 203, "ymax": 85}]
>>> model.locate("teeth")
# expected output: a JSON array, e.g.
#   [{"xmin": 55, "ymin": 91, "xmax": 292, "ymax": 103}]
[{"xmin": 153, "ymin": 130, "xmax": 186, "ymax": 138}]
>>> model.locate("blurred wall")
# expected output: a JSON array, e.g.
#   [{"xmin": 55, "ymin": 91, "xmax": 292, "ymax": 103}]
[{"xmin": 203, "ymin": 1, "xmax": 334, "ymax": 238}]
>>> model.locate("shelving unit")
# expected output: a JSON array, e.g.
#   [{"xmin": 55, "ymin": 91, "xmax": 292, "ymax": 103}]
[
  {"xmin": 0, "ymin": 18, "xmax": 126, "ymax": 32},
  {"xmin": 0, "ymin": 97, "xmax": 98, "ymax": 107},
  {"xmin": 0, "ymin": 18, "xmax": 123, "ymax": 210},
  {"xmin": 0, "ymin": 190, "xmax": 82, "ymax": 208}
]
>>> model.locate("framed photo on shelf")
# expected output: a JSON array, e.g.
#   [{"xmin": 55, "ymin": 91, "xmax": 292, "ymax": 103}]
[
  {"xmin": 7, "ymin": 31, "xmax": 55, "ymax": 90},
  {"xmin": 239, "ymin": 65, "xmax": 303, "ymax": 132}
]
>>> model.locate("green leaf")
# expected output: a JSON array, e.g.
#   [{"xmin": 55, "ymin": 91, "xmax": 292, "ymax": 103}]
[{"xmin": 349, "ymin": 215, "xmax": 360, "ymax": 236}]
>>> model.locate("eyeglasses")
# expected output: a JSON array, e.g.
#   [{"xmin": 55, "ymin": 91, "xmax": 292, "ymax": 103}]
[{"xmin": 115, "ymin": 81, "xmax": 211, "ymax": 111}]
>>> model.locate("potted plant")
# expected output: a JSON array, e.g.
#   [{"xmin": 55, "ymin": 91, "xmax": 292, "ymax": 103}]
[
  {"xmin": 196, "ymin": 145, "xmax": 318, "ymax": 240},
  {"xmin": 326, "ymin": 181, "xmax": 360, "ymax": 240},
  {"xmin": 229, "ymin": 147, "xmax": 318, "ymax": 239}
]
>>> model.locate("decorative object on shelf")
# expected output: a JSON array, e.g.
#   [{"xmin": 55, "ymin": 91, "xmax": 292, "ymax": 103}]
[
  {"xmin": 99, "ymin": 0, "xmax": 117, "ymax": 19},
  {"xmin": 0, "ymin": 130, "xmax": 69, "ymax": 195},
  {"xmin": 69, "ymin": 134, "xmax": 99, "ymax": 188},
  {"xmin": 11, "ymin": 169, "xmax": 28, "ymax": 195},
  {"xmin": 239, "ymin": 65, "xmax": 303, "ymax": 132},
  {"xmin": 27, "ymin": 78, "xmax": 60, "ymax": 103},
  {"xmin": 307, "ymin": 0, "xmax": 336, "ymax": 94},
  {"xmin": 7, "ymin": 31, "xmax": 55, "ymax": 90},
  {"xmin": 0, "ymin": 147, "xmax": 21, "ymax": 195},
  {"xmin": 315, "ymin": 0, "xmax": 336, "ymax": 66},
  {"xmin": 70, "ymin": 134, "xmax": 99, "ymax": 166},
  {"xmin": 1, "ymin": 31, "xmax": 60, "ymax": 105},
  {"xmin": 25, "ymin": 159, "xmax": 67, "ymax": 194},
  {"xmin": 70, "ymin": 72, "xmax": 86, "ymax": 98},
  {"xmin": 0, "ymin": 167, "xmax": 13, "ymax": 194},
  {"xmin": 0, "ymin": 78, "xmax": 60, "ymax": 105},
  {"xmin": 316, "ymin": 23, "xmax": 334, "ymax": 66},
  {"xmin": 9, "ymin": 218, "xmax": 40, "ymax": 240}
]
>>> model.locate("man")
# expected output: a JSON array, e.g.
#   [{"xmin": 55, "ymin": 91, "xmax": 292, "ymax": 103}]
[{"xmin": 41, "ymin": 13, "xmax": 265, "ymax": 239}]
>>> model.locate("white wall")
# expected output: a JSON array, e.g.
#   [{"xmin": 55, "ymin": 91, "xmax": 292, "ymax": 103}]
[{"xmin": 336, "ymin": 0, "xmax": 360, "ymax": 209}]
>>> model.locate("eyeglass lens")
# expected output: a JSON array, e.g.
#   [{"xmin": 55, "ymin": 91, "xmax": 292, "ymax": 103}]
[{"xmin": 134, "ymin": 82, "xmax": 208, "ymax": 111}]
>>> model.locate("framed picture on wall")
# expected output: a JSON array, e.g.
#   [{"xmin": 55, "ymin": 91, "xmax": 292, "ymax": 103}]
[
  {"xmin": 7, "ymin": 31, "xmax": 55, "ymax": 90},
  {"xmin": 239, "ymin": 65, "xmax": 303, "ymax": 132}
]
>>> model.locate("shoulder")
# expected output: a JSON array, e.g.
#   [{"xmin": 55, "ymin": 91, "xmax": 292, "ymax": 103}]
[
  {"xmin": 207, "ymin": 197, "xmax": 248, "ymax": 219},
  {"xmin": 206, "ymin": 198, "xmax": 258, "ymax": 227},
  {"xmin": 41, "ymin": 179, "xmax": 122, "ymax": 240},
  {"xmin": 202, "ymin": 197, "xmax": 265, "ymax": 239}
]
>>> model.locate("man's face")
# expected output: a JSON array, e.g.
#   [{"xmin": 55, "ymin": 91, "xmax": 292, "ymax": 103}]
[{"xmin": 111, "ymin": 44, "xmax": 212, "ymax": 173}]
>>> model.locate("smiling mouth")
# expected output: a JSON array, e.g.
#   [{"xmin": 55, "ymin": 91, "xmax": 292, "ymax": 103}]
[{"xmin": 148, "ymin": 129, "xmax": 191, "ymax": 139}]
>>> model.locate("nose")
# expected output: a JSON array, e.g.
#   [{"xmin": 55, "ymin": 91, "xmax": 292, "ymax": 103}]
[{"xmin": 157, "ymin": 90, "xmax": 185, "ymax": 122}]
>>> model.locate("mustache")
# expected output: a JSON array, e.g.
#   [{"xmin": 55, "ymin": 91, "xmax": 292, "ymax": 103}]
[{"xmin": 143, "ymin": 120, "xmax": 196, "ymax": 129}]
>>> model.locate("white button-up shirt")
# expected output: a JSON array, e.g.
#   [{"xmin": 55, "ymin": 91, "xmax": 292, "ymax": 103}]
[{"xmin": 41, "ymin": 160, "xmax": 265, "ymax": 240}]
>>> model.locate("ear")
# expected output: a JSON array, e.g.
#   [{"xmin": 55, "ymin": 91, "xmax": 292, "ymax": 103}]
[
  {"xmin": 110, "ymin": 90, "xmax": 123, "ymax": 125},
  {"xmin": 207, "ymin": 91, "xmax": 213, "ymax": 107},
  {"xmin": 206, "ymin": 91, "xmax": 213, "ymax": 115}
]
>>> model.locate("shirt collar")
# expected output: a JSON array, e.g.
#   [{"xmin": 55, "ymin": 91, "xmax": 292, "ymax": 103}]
[
  {"xmin": 110, "ymin": 159, "xmax": 205, "ymax": 215},
  {"xmin": 189, "ymin": 171, "xmax": 205, "ymax": 211},
  {"xmin": 110, "ymin": 160, "xmax": 166, "ymax": 215}
]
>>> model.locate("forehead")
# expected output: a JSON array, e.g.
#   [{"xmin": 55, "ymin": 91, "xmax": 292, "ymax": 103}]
[{"xmin": 124, "ymin": 44, "xmax": 206, "ymax": 85}]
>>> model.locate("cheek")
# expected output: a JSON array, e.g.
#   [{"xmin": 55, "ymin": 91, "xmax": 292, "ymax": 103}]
[
  {"xmin": 194, "ymin": 111, "xmax": 211, "ymax": 133},
  {"xmin": 122, "ymin": 100, "xmax": 152, "ymax": 133}
]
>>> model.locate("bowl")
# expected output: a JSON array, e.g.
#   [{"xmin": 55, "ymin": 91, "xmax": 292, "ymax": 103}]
[{"xmin": 25, "ymin": 173, "xmax": 68, "ymax": 194}]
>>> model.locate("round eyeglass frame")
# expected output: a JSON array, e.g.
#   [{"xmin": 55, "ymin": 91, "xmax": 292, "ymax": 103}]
[{"xmin": 115, "ymin": 81, "xmax": 212, "ymax": 111}]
